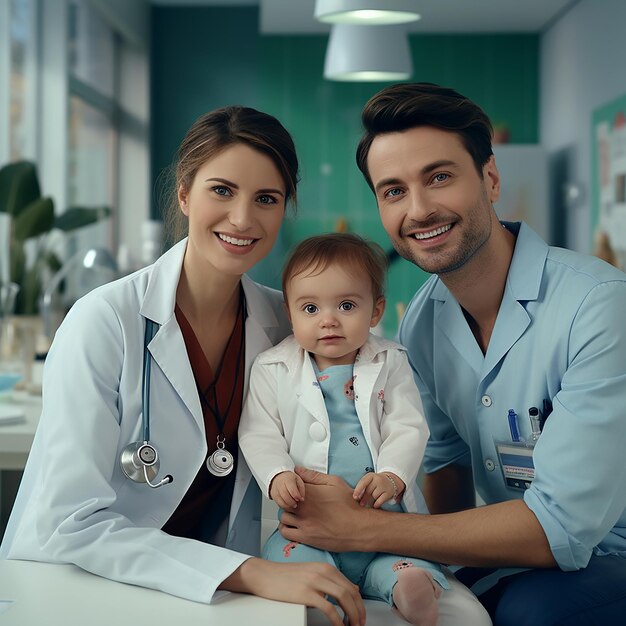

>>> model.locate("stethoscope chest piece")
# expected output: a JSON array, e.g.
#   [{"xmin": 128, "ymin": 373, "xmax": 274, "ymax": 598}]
[
  {"xmin": 206, "ymin": 444, "xmax": 234, "ymax": 477},
  {"xmin": 120, "ymin": 441, "xmax": 161, "ymax": 484}
]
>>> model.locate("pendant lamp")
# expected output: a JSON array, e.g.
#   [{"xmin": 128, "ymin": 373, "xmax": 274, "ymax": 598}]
[
  {"xmin": 315, "ymin": 0, "xmax": 420, "ymax": 25},
  {"xmin": 323, "ymin": 24, "xmax": 412, "ymax": 82}
]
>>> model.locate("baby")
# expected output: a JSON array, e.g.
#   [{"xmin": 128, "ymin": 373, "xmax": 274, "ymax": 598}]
[{"xmin": 240, "ymin": 233, "xmax": 446, "ymax": 625}]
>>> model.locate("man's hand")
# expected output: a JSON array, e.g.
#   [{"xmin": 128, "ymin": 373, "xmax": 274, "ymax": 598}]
[
  {"xmin": 270, "ymin": 470, "xmax": 305, "ymax": 509},
  {"xmin": 353, "ymin": 471, "xmax": 405, "ymax": 508},
  {"xmin": 279, "ymin": 468, "xmax": 556, "ymax": 569},
  {"xmin": 279, "ymin": 467, "xmax": 376, "ymax": 553}
]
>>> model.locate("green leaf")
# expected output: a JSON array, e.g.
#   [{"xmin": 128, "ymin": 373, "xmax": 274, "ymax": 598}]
[
  {"xmin": 45, "ymin": 251, "xmax": 63, "ymax": 274},
  {"xmin": 13, "ymin": 197, "xmax": 55, "ymax": 240},
  {"xmin": 54, "ymin": 206, "xmax": 111, "ymax": 232},
  {"xmin": 9, "ymin": 239, "xmax": 26, "ymax": 286},
  {"xmin": 0, "ymin": 161, "xmax": 42, "ymax": 217},
  {"xmin": 15, "ymin": 265, "xmax": 42, "ymax": 315}
]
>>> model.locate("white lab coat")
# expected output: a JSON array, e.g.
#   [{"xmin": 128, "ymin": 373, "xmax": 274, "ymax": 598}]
[
  {"xmin": 239, "ymin": 334, "xmax": 430, "ymax": 513},
  {"xmin": 0, "ymin": 238, "xmax": 291, "ymax": 603}
]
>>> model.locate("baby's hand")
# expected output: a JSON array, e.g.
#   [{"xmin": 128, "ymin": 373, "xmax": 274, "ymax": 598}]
[
  {"xmin": 353, "ymin": 472, "xmax": 405, "ymax": 508},
  {"xmin": 269, "ymin": 471, "xmax": 305, "ymax": 510}
]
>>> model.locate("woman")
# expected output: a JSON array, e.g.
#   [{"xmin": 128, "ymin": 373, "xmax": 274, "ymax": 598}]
[{"xmin": 0, "ymin": 107, "xmax": 364, "ymax": 626}]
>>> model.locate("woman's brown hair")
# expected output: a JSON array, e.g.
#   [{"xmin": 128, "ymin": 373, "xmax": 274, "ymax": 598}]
[{"xmin": 162, "ymin": 106, "xmax": 299, "ymax": 243}]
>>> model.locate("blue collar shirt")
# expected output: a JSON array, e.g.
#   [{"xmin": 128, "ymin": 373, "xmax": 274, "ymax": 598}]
[{"xmin": 399, "ymin": 221, "xmax": 626, "ymax": 572}]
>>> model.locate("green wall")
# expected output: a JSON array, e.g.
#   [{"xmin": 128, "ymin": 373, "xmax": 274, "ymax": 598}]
[{"xmin": 152, "ymin": 6, "xmax": 539, "ymax": 336}]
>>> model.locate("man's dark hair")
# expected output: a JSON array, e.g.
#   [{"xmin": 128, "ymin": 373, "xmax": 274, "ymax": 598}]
[{"xmin": 356, "ymin": 83, "xmax": 494, "ymax": 190}]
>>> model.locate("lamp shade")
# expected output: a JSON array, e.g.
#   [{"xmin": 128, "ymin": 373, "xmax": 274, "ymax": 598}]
[
  {"xmin": 315, "ymin": 0, "xmax": 420, "ymax": 25},
  {"xmin": 324, "ymin": 24, "xmax": 412, "ymax": 82}
]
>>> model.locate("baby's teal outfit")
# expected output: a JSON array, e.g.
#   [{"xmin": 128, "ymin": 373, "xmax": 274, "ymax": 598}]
[{"xmin": 263, "ymin": 361, "xmax": 448, "ymax": 605}]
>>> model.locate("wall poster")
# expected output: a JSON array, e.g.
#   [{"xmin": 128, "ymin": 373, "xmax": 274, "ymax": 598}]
[
  {"xmin": 592, "ymin": 93, "xmax": 626, "ymax": 269},
  {"xmin": 493, "ymin": 145, "xmax": 549, "ymax": 242}
]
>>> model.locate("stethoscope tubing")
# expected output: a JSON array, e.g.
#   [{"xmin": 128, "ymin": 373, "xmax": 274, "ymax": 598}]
[
  {"xmin": 142, "ymin": 318, "xmax": 158, "ymax": 442},
  {"xmin": 119, "ymin": 317, "xmax": 172, "ymax": 488}
]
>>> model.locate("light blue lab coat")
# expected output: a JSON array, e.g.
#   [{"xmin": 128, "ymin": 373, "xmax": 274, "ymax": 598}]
[{"xmin": 399, "ymin": 222, "xmax": 626, "ymax": 574}]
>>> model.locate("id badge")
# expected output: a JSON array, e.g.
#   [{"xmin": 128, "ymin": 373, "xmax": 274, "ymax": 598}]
[{"xmin": 495, "ymin": 441, "xmax": 535, "ymax": 491}]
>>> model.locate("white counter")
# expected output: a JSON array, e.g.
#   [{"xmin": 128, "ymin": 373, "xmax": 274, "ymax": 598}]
[
  {"xmin": 0, "ymin": 392, "xmax": 40, "ymax": 470},
  {"xmin": 0, "ymin": 395, "xmax": 406, "ymax": 626},
  {"xmin": 0, "ymin": 559, "xmax": 306, "ymax": 625}
]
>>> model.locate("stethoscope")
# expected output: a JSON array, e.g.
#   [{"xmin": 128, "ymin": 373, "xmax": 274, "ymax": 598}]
[{"xmin": 119, "ymin": 318, "xmax": 173, "ymax": 489}]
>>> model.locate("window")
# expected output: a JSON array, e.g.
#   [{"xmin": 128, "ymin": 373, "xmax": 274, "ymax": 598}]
[
  {"xmin": 68, "ymin": 0, "xmax": 115, "ymax": 99},
  {"xmin": 67, "ymin": 0, "xmax": 118, "ymax": 252},
  {"xmin": 1, "ymin": 0, "xmax": 150, "ymax": 281},
  {"xmin": 5, "ymin": 0, "xmax": 38, "ymax": 161},
  {"xmin": 67, "ymin": 96, "xmax": 117, "ymax": 251}
]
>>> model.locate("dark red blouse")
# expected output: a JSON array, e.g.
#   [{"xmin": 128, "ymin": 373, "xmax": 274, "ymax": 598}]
[{"xmin": 162, "ymin": 298, "xmax": 245, "ymax": 540}]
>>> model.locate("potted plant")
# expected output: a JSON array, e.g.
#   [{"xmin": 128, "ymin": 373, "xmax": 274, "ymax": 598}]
[
  {"xmin": 0, "ymin": 160, "xmax": 111, "ymax": 315},
  {"xmin": 0, "ymin": 161, "xmax": 111, "ymax": 387}
]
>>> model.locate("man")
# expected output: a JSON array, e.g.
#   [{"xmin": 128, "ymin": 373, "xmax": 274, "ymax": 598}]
[{"xmin": 280, "ymin": 83, "xmax": 626, "ymax": 624}]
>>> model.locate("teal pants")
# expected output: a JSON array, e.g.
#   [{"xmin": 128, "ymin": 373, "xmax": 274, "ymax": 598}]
[{"xmin": 263, "ymin": 528, "xmax": 449, "ymax": 606}]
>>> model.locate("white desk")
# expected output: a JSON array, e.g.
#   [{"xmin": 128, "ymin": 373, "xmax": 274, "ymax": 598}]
[
  {"xmin": 0, "ymin": 559, "xmax": 306, "ymax": 625},
  {"xmin": 0, "ymin": 392, "xmax": 40, "ymax": 470},
  {"xmin": 0, "ymin": 397, "xmax": 406, "ymax": 626},
  {"xmin": 0, "ymin": 393, "xmax": 40, "ymax": 533},
  {"xmin": 0, "ymin": 559, "xmax": 407, "ymax": 626}
]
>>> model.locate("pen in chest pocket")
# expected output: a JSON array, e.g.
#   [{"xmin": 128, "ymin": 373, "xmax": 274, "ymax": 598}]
[
  {"xmin": 507, "ymin": 409, "xmax": 521, "ymax": 443},
  {"xmin": 528, "ymin": 407, "xmax": 542, "ymax": 441},
  {"xmin": 540, "ymin": 399, "xmax": 553, "ymax": 431}
]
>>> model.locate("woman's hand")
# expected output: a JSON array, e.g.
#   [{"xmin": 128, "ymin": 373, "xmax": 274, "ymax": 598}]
[{"xmin": 221, "ymin": 557, "xmax": 365, "ymax": 626}]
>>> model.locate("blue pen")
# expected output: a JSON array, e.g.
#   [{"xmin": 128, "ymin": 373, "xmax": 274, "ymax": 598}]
[{"xmin": 508, "ymin": 409, "xmax": 521, "ymax": 442}]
